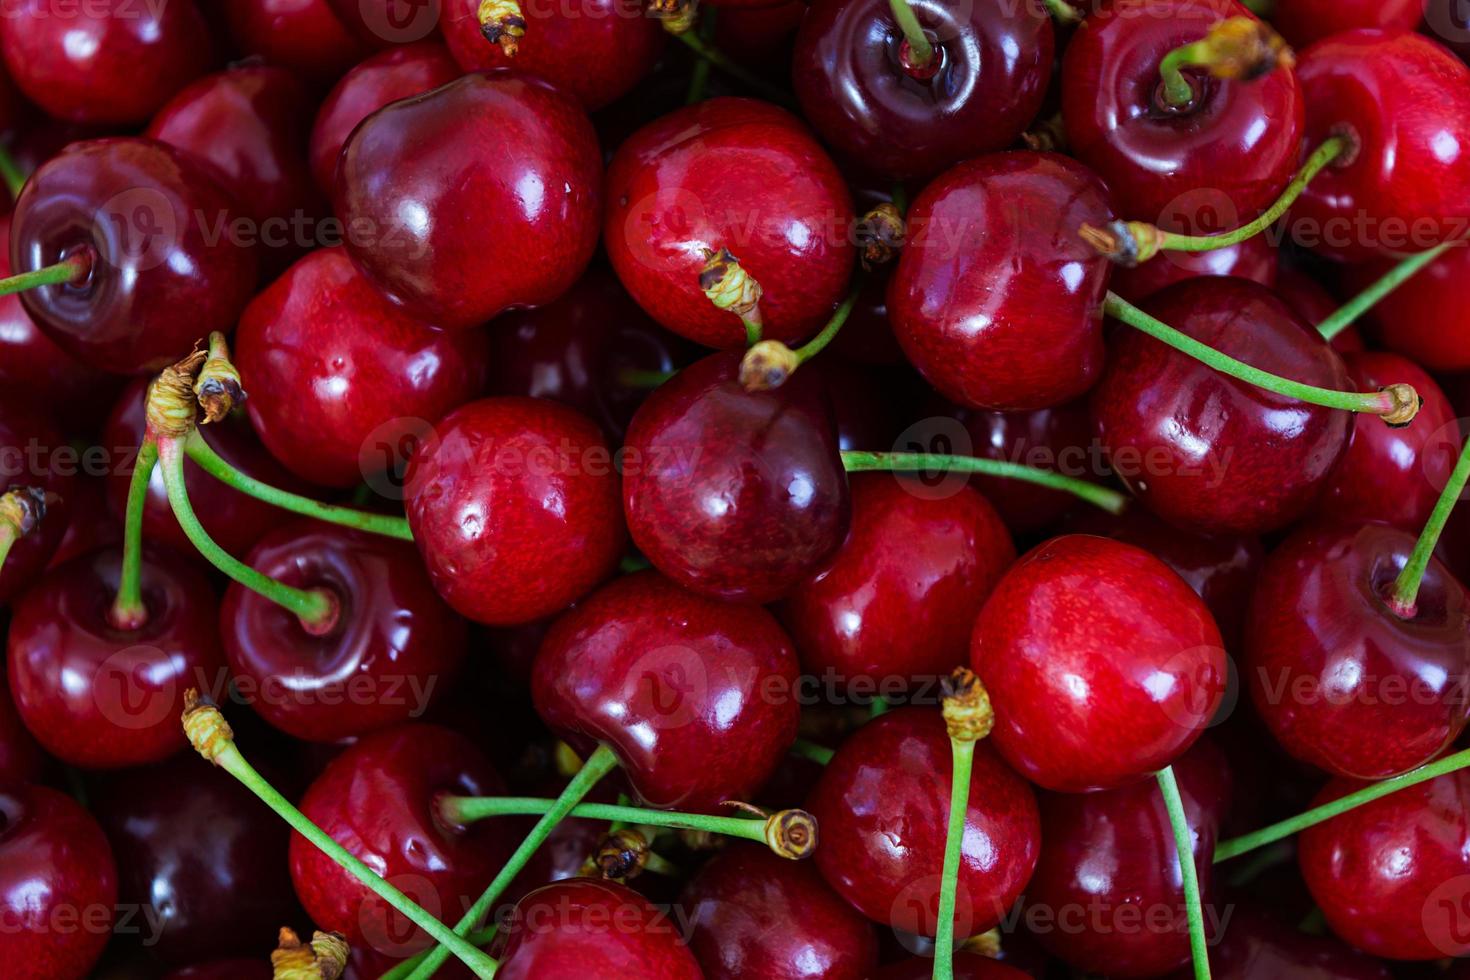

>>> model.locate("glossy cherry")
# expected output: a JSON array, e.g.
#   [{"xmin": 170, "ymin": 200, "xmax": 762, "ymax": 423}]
[
  {"xmin": 221, "ymin": 0, "xmax": 368, "ymax": 84},
  {"xmin": 0, "ymin": 784, "xmax": 118, "ymax": 980},
  {"xmin": 791, "ymin": 0, "xmax": 1052, "ymax": 182},
  {"xmin": 324, "ymin": 0, "xmax": 444, "ymax": 46},
  {"xmin": 0, "ymin": 678, "xmax": 43, "ymax": 787},
  {"xmin": 1272, "ymin": 0, "xmax": 1420, "ymax": 48},
  {"xmin": 235, "ymin": 246, "xmax": 489, "ymax": 489},
  {"xmin": 1111, "ymin": 231, "xmax": 1276, "ymax": 304},
  {"xmin": 972, "ymin": 534, "xmax": 1226, "ymax": 792},
  {"xmin": 605, "ymin": 97, "xmax": 854, "ymax": 349},
  {"xmin": 404, "ymin": 396, "xmax": 624, "ymax": 625},
  {"xmin": 622, "ymin": 350, "xmax": 849, "ymax": 605},
  {"xmin": 1177, "ymin": 905, "xmax": 1393, "ymax": 979},
  {"xmin": 876, "ymin": 956, "xmax": 1031, "ymax": 979},
  {"xmin": 807, "ymin": 706, "xmax": 1040, "ymax": 939},
  {"xmin": 888, "ymin": 151, "xmax": 1114, "ymax": 411},
  {"xmin": 533, "ymin": 570, "xmax": 801, "ymax": 811},
  {"xmin": 0, "ymin": 397, "xmax": 73, "ymax": 604},
  {"xmin": 1349, "ymin": 242, "xmax": 1470, "ymax": 371},
  {"xmin": 335, "ymin": 72, "xmax": 602, "ymax": 331}
]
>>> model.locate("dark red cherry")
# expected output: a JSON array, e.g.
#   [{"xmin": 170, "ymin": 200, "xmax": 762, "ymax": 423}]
[
  {"xmin": 335, "ymin": 72, "xmax": 602, "ymax": 331},
  {"xmin": 1111, "ymin": 231, "xmax": 1276, "ymax": 303},
  {"xmin": 1273, "ymin": 0, "xmax": 1419, "ymax": 48},
  {"xmin": 7, "ymin": 547, "xmax": 224, "ymax": 769},
  {"xmin": 11, "ymin": 138, "xmax": 258, "ymax": 374},
  {"xmin": 405, "ymin": 397, "xmax": 625, "ymax": 625},
  {"xmin": 163, "ymin": 962, "xmax": 269, "ymax": 980},
  {"xmin": 622, "ymin": 350, "xmax": 849, "ymax": 604},
  {"xmin": 876, "ymin": 955, "xmax": 1031, "ymax": 979},
  {"xmin": 290, "ymin": 724, "xmax": 515, "ymax": 957},
  {"xmin": 221, "ymin": 520, "xmax": 466, "ymax": 742},
  {"xmin": 1092, "ymin": 277, "xmax": 1352, "ymax": 535},
  {"xmin": 714, "ymin": 1, "xmax": 806, "ymax": 68},
  {"xmin": 533, "ymin": 571, "xmax": 801, "ymax": 811},
  {"xmin": 324, "ymin": 0, "xmax": 444, "ymax": 47},
  {"xmin": 235, "ymin": 246, "xmax": 489, "ymax": 489},
  {"xmin": 0, "ymin": 398, "xmax": 73, "ymax": 604},
  {"xmin": 0, "ymin": 60, "xmax": 24, "ymax": 139},
  {"xmin": 1062, "ymin": 0, "xmax": 1304, "ymax": 223},
  {"xmin": 221, "ymin": 0, "xmax": 369, "ymax": 84},
  {"xmin": 1245, "ymin": 522, "xmax": 1470, "ymax": 779},
  {"xmin": 1275, "ymin": 263, "xmax": 1367, "ymax": 350},
  {"xmin": 683, "ymin": 844, "xmax": 878, "ymax": 980},
  {"xmin": 973, "ymin": 534, "xmax": 1226, "ymax": 792},
  {"xmin": 605, "ymin": 97, "xmax": 855, "ymax": 349},
  {"xmin": 1290, "ymin": 30, "xmax": 1470, "ymax": 260},
  {"xmin": 807, "ymin": 706, "xmax": 1040, "ymax": 939},
  {"xmin": 1174, "ymin": 905, "xmax": 1393, "ymax": 979},
  {"xmin": 888, "ymin": 151, "xmax": 1114, "ymax": 411},
  {"xmin": 1298, "ymin": 765, "xmax": 1470, "ymax": 959},
  {"xmin": 780, "ymin": 473, "xmax": 1014, "ymax": 691},
  {"xmin": 0, "ymin": 784, "xmax": 118, "ymax": 980},
  {"xmin": 831, "ymin": 272, "xmax": 905, "ymax": 366},
  {"xmin": 308, "ymin": 41, "xmax": 461, "ymax": 194},
  {"xmin": 1023, "ymin": 737, "xmax": 1231, "ymax": 977},
  {"xmin": 0, "ymin": 0, "xmax": 212, "ymax": 125},
  {"xmin": 0, "ymin": 678, "xmax": 44, "ymax": 787},
  {"xmin": 48, "ymin": 473, "xmax": 120, "ymax": 571},
  {"xmin": 791, "ymin": 0, "xmax": 1052, "ymax": 182},
  {"xmin": 1348, "ymin": 242, "xmax": 1470, "ymax": 371}
]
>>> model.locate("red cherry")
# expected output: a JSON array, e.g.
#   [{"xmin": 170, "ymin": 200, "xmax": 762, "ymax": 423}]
[
  {"xmin": 1347, "ymin": 243, "xmax": 1470, "ymax": 371},
  {"xmin": 1273, "ymin": 263, "xmax": 1339, "ymax": 325},
  {"xmin": 605, "ymin": 97, "xmax": 855, "ymax": 349},
  {"xmin": 0, "ymin": 677, "xmax": 44, "ymax": 787},
  {"xmin": 1111, "ymin": 232, "xmax": 1276, "ymax": 304},
  {"xmin": 830, "ymin": 272, "xmax": 905, "ymax": 366},
  {"xmin": 622, "ymin": 350, "xmax": 849, "ymax": 604},
  {"xmin": 1177, "ymin": 905, "xmax": 1393, "ymax": 979},
  {"xmin": 806, "ymin": 706, "xmax": 1040, "ymax": 939},
  {"xmin": 0, "ymin": 398, "xmax": 73, "ymax": 604},
  {"xmin": 335, "ymin": 72, "xmax": 602, "ymax": 331},
  {"xmin": 324, "ymin": 0, "xmax": 444, "ymax": 47},
  {"xmin": 0, "ymin": 60, "xmax": 25, "ymax": 138},
  {"xmin": 876, "ymin": 955, "xmax": 1031, "ymax": 979},
  {"xmin": 47, "ymin": 473, "xmax": 121, "ymax": 571},
  {"xmin": 887, "ymin": 152, "xmax": 1114, "ymax": 411},
  {"xmin": 1244, "ymin": 522, "xmax": 1470, "ymax": 779},
  {"xmin": 0, "ymin": 0, "xmax": 213, "ymax": 125},
  {"xmin": 533, "ymin": 571, "xmax": 801, "ymax": 811},
  {"xmin": 682, "ymin": 844, "xmax": 879, "ymax": 980},
  {"xmin": 972, "ymin": 534, "xmax": 1226, "ymax": 792},
  {"xmin": 0, "ymin": 784, "xmax": 118, "ymax": 980},
  {"xmin": 235, "ymin": 246, "xmax": 489, "ymax": 489},
  {"xmin": 221, "ymin": 0, "xmax": 369, "ymax": 84},
  {"xmin": 7, "ymin": 547, "xmax": 224, "ymax": 769},
  {"xmin": 1272, "ymin": 0, "xmax": 1420, "ymax": 48},
  {"xmin": 405, "ymin": 397, "xmax": 625, "ymax": 625}
]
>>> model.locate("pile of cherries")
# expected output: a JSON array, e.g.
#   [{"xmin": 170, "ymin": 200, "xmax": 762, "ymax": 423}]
[{"xmin": 2, "ymin": 0, "xmax": 1470, "ymax": 978}]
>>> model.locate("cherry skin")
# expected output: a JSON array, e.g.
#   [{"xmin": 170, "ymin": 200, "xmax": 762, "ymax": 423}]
[
  {"xmin": 0, "ymin": 677, "xmax": 44, "ymax": 787},
  {"xmin": 972, "ymin": 534, "xmax": 1226, "ymax": 792},
  {"xmin": 324, "ymin": 0, "xmax": 444, "ymax": 46},
  {"xmin": 290, "ymin": 724, "xmax": 515, "ymax": 957},
  {"xmin": 11, "ymin": 138, "xmax": 259, "ymax": 375},
  {"xmin": 308, "ymin": 41, "xmax": 461, "ymax": 195},
  {"xmin": 806, "ymin": 706, "xmax": 1040, "ymax": 939},
  {"xmin": 876, "ymin": 956, "xmax": 1031, "ymax": 979},
  {"xmin": 1110, "ymin": 231, "xmax": 1276, "ymax": 304},
  {"xmin": 622, "ymin": 350, "xmax": 849, "ymax": 605},
  {"xmin": 1176, "ymin": 905, "xmax": 1393, "ymax": 979},
  {"xmin": 235, "ymin": 246, "xmax": 489, "ymax": 489},
  {"xmin": 1290, "ymin": 30, "xmax": 1470, "ymax": 260},
  {"xmin": 1244, "ymin": 522, "xmax": 1470, "ymax": 779},
  {"xmin": 1348, "ymin": 242, "xmax": 1470, "ymax": 371},
  {"xmin": 0, "ymin": 0, "xmax": 213, "ymax": 125},
  {"xmin": 220, "ymin": 0, "xmax": 368, "ymax": 84},
  {"xmin": 335, "ymin": 72, "xmax": 602, "ymax": 332},
  {"xmin": 0, "ymin": 785, "xmax": 118, "ymax": 980},
  {"xmin": 780, "ymin": 473, "xmax": 1015, "ymax": 691},
  {"xmin": 1272, "ymin": 0, "xmax": 1420, "ymax": 48},
  {"xmin": 404, "ymin": 396, "xmax": 624, "ymax": 626},
  {"xmin": 0, "ymin": 398, "xmax": 74, "ymax": 604},
  {"xmin": 533, "ymin": 570, "xmax": 801, "ymax": 811},
  {"xmin": 791, "ymin": 0, "xmax": 1053, "ymax": 182},
  {"xmin": 605, "ymin": 97, "xmax": 855, "ymax": 349},
  {"xmin": 888, "ymin": 151, "xmax": 1115, "ymax": 411}
]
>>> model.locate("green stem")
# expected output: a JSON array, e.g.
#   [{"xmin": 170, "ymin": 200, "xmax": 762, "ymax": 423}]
[
  {"xmin": 1318, "ymin": 241, "xmax": 1462, "ymax": 341},
  {"xmin": 1157, "ymin": 767, "xmax": 1212, "ymax": 980},
  {"xmin": 402, "ymin": 744, "xmax": 621, "ymax": 980},
  {"xmin": 840, "ymin": 450, "xmax": 1129, "ymax": 515},
  {"xmin": 109, "ymin": 440, "xmax": 157, "ymax": 630},
  {"xmin": 0, "ymin": 250, "xmax": 93, "ymax": 297},
  {"xmin": 0, "ymin": 525, "xmax": 15, "ymax": 577},
  {"xmin": 793, "ymin": 287, "xmax": 859, "ymax": 365},
  {"xmin": 744, "ymin": 312, "xmax": 763, "ymax": 347},
  {"xmin": 673, "ymin": 31, "xmax": 792, "ymax": 105},
  {"xmin": 184, "ymin": 431, "xmax": 413, "ymax": 542},
  {"xmin": 1215, "ymin": 747, "xmax": 1470, "ymax": 862},
  {"xmin": 791, "ymin": 739, "xmax": 834, "ymax": 765},
  {"xmin": 932, "ymin": 738, "xmax": 976, "ymax": 980},
  {"xmin": 1390, "ymin": 436, "xmax": 1470, "ymax": 615},
  {"xmin": 1041, "ymin": 0, "xmax": 1081, "ymax": 23},
  {"xmin": 870, "ymin": 696, "xmax": 890, "ymax": 719},
  {"xmin": 891, "ymin": 183, "xmax": 908, "ymax": 217},
  {"xmin": 887, "ymin": 0, "xmax": 933, "ymax": 67},
  {"xmin": 439, "ymin": 797, "xmax": 773, "ymax": 844},
  {"xmin": 618, "ymin": 368, "xmax": 674, "ymax": 389},
  {"xmin": 685, "ymin": 6, "xmax": 716, "ymax": 104},
  {"xmin": 0, "ymin": 141, "xmax": 26, "ymax": 200}
]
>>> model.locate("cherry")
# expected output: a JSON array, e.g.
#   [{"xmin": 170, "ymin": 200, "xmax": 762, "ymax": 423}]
[
  {"xmin": 1348, "ymin": 242, "xmax": 1470, "ymax": 371},
  {"xmin": 235, "ymin": 246, "xmax": 489, "ymax": 489},
  {"xmin": 972, "ymin": 534, "xmax": 1226, "ymax": 792},
  {"xmin": 533, "ymin": 570, "xmax": 801, "ymax": 811},
  {"xmin": 876, "ymin": 955, "xmax": 1031, "ymax": 979},
  {"xmin": 163, "ymin": 962, "xmax": 269, "ymax": 980},
  {"xmin": 1244, "ymin": 522, "xmax": 1470, "ymax": 779},
  {"xmin": 831, "ymin": 272, "xmax": 904, "ymax": 366},
  {"xmin": 11, "ymin": 138, "xmax": 259, "ymax": 375},
  {"xmin": 1022, "ymin": 737, "xmax": 1231, "ymax": 977},
  {"xmin": 48, "ymin": 473, "xmax": 121, "ymax": 571},
  {"xmin": 1271, "ymin": 0, "xmax": 1420, "ymax": 48},
  {"xmin": 1273, "ymin": 262, "xmax": 1338, "ymax": 324},
  {"xmin": 605, "ymin": 97, "xmax": 855, "ymax": 349},
  {"xmin": 221, "ymin": 0, "xmax": 369, "ymax": 84},
  {"xmin": 0, "ymin": 398, "xmax": 73, "ymax": 604},
  {"xmin": 1111, "ymin": 231, "xmax": 1276, "ymax": 304},
  {"xmin": 1298, "ymin": 765, "xmax": 1470, "ymax": 959},
  {"xmin": 0, "ymin": 0, "xmax": 213, "ymax": 125},
  {"xmin": 289, "ymin": 723, "xmax": 515, "ymax": 957},
  {"xmin": 335, "ymin": 72, "xmax": 602, "ymax": 332},
  {"xmin": 714, "ymin": 1, "xmax": 807, "ymax": 69},
  {"xmin": 0, "ymin": 61, "xmax": 24, "ymax": 139},
  {"xmin": 0, "ymin": 677, "xmax": 43, "ymax": 787},
  {"xmin": 324, "ymin": 0, "xmax": 444, "ymax": 46},
  {"xmin": 1178, "ymin": 905, "xmax": 1393, "ymax": 979},
  {"xmin": 621, "ymin": 350, "xmax": 849, "ymax": 604},
  {"xmin": 887, "ymin": 151, "xmax": 1114, "ymax": 411},
  {"xmin": 308, "ymin": 41, "xmax": 461, "ymax": 195},
  {"xmin": 806, "ymin": 706, "xmax": 1040, "ymax": 939},
  {"xmin": 682, "ymin": 844, "xmax": 879, "ymax": 980},
  {"xmin": 791, "ymin": 0, "xmax": 1053, "ymax": 182},
  {"xmin": 404, "ymin": 396, "xmax": 624, "ymax": 625},
  {"xmin": 0, "ymin": 784, "xmax": 118, "ymax": 980}
]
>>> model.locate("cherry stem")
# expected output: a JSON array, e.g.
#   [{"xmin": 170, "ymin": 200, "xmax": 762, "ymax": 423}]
[
  {"xmin": 739, "ymin": 286, "xmax": 860, "ymax": 391},
  {"xmin": 0, "ymin": 250, "xmax": 93, "ymax": 297},
  {"xmin": 933, "ymin": 735, "xmax": 975, "ymax": 980},
  {"xmin": 840, "ymin": 450, "xmax": 1130, "ymax": 514},
  {"xmin": 0, "ymin": 140, "xmax": 26, "ymax": 200},
  {"xmin": 1157, "ymin": 766, "xmax": 1212, "ymax": 980},
  {"xmin": 109, "ymin": 439, "xmax": 157, "ymax": 631},
  {"xmin": 1157, "ymin": 15, "xmax": 1291, "ymax": 109},
  {"xmin": 1104, "ymin": 292, "xmax": 1420, "ymax": 421},
  {"xmin": 888, "ymin": 0, "xmax": 933, "ymax": 68},
  {"xmin": 441, "ymin": 797, "xmax": 794, "ymax": 848},
  {"xmin": 1040, "ymin": 0, "xmax": 1081, "ymax": 24},
  {"xmin": 182, "ymin": 431, "xmax": 414, "ymax": 542},
  {"xmin": 617, "ymin": 367, "xmax": 674, "ymax": 389},
  {"xmin": 401, "ymin": 743, "xmax": 621, "ymax": 980},
  {"xmin": 0, "ymin": 486, "xmax": 46, "ymax": 585},
  {"xmin": 0, "ymin": 523, "xmax": 15, "ymax": 576},
  {"xmin": 791, "ymin": 739, "xmax": 834, "ymax": 765},
  {"xmin": 157, "ymin": 438, "xmax": 338, "ymax": 631},
  {"xmin": 795, "ymin": 287, "xmax": 859, "ymax": 364},
  {"xmin": 1389, "ymin": 435, "xmax": 1470, "ymax": 616},
  {"xmin": 1318, "ymin": 240, "xmax": 1464, "ymax": 341},
  {"xmin": 672, "ymin": 30, "xmax": 793, "ymax": 105},
  {"xmin": 685, "ymin": 6, "xmax": 716, "ymax": 104}
]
